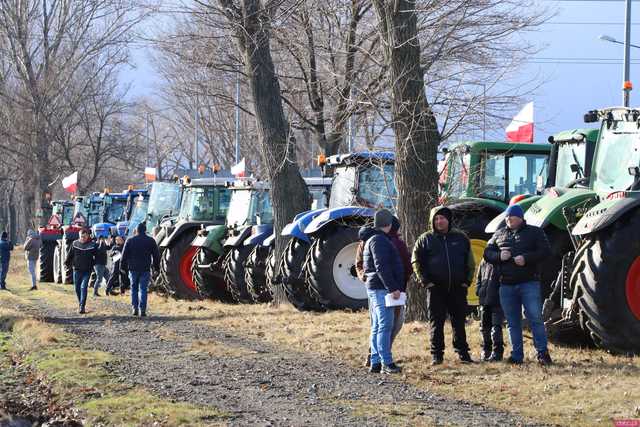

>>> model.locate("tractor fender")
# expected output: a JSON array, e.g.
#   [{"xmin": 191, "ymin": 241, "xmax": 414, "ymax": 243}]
[
  {"xmin": 114, "ymin": 221, "xmax": 130, "ymax": 237},
  {"xmin": 191, "ymin": 224, "xmax": 227, "ymax": 256},
  {"xmin": 262, "ymin": 233, "xmax": 275, "ymax": 247},
  {"xmin": 161, "ymin": 221, "xmax": 211, "ymax": 248},
  {"xmin": 485, "ymin": 196, "xmax": 541, "ymax": 233},
  {"xmin": 245, "ymin": 224, "xmax": 273, "ymax": 246},
  {"xmin": 281, "ymin": 208, "xmax": 328, "ymax": 242},
  {"xmin": 304, "ymin": 206, "xmax": 376, "ymax": 236},
  {"xmin": 92, "ymin": 222, "xmax": 112, "ymax": 239},
  {"xmin": 526, "ymin": 188, "xmax": 597, "ymax": 229},
  {"xmin": 223, "ymin": 226, "xmax": 253, "ymax": 248},
  {"xmin": 38, "ymin": 228, "xmax": 63, "ymax": 242},
  {"xmin": 573, "ymin": 196, "xmax": 640, "ymax": 236}
]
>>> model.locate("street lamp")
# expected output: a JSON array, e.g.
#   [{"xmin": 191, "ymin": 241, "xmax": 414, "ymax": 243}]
[{"xmin": 598, "ymin": 34, "xmax": 640, "ymax": 50}]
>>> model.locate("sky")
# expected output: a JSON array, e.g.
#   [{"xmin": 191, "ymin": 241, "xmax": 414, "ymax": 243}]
[{"xmin": 120, "ymin": 0, "xmax": 639, "ymax": 145}]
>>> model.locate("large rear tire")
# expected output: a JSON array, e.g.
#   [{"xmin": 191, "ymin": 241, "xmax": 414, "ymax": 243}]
[
  {"xmin": 223, "ymin": 245, "xmax": 254, "ymax": 303},
  {"xmin": 52, "ymin": 244, "xmax": 62, "ymax": 284},
  {"xmin": 61, "ymin": 239, "xmax": 73, "ymax": 284},
  {"xmin": 245, "ymin": 245, "xmax": 272, "ymax": 303},
  {"xmin": 160, "ymin": 231, "xmax": 200, "ymax": 300},
  {"xmin": 305, "ymin": 226, "xmax": 367, "ymax": 310},
  {"xmin": 571, "ymin": 213, "xmax": 640, "ymax": 354},
  {"xmin": 191, "ymin": 246, "xmax": 233, "ymax": 301},
  {"xmin": 282, "ymin": 238, "xmax": 323, "ymax": 311},
  {"xmin": 265, "ymin": 248, "xmax": 279, "ymax": 299},
  {"xmin": 540, "ymin": 228, "xmax": 572, "ymax": 300},
  {"xmin": 38, "ymin": 241, "xmax": 56, "ymax": 282}
]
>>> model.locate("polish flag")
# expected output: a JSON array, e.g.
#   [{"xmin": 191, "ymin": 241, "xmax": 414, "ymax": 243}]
[
  {"xmin": 62, "ymin": 172, "xmax": 78, "ymax": 193},
  {"xmin": 144, "ymin": 167, "xmax": 157, "ymax": 182},
  {"xmin": 506, "ymin": 102, "xmax": 534, "ymax": 143},
  {"xmin": 231, "ymin": 158, "xmax": 246, "ymax": 177}
]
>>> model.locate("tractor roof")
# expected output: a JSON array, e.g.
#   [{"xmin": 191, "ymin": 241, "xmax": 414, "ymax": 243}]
[
  {"xmin": 183, "ymin": 177, "xmax": 234, "ymax": 188},
  {"xmin": 228, "ymin": 179, "xmax": 269, "ymax": 191},
  {"xmin": 326, "ymin": 151, "xmax": 395, "ymax": 166},
  {"xmin": 549, "ymin": 128, "xmax": 599, "ymax": 145},
  {"xmin": 303, "ymin": 177, "xmax": 331, "ymax": 188},
  {"xmin": 52, "ymin": 200, "xmax": 74, "ymax": 206},
  {"xmin": 447, "ymin": 141, "xmax": 551, "ymax": 154}
]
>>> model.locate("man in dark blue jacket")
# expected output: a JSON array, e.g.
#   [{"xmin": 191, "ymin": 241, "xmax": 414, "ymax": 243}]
[
  {"xmin": 121, "ymin": 222, "xmax": 160, "ymax": 317},
  {"xmin": 362, "ymin": 209, "xmax": 404, "ymax": 374},
  {"xmin": 0, "ymin": 231, "xmax": 12, "ymax": 290},
  {"xmin": 412, "ymin": 206, "xmax": 475, "ymax": 365}
]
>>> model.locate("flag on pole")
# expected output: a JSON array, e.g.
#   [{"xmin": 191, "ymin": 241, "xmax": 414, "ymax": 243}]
[
  {"xmin": 62, "ymin": 172, "xmax": 78, "ymax": 193},
  {"xmin": 231, "ymin": 158, "xmax": 246, "ymax": 177},
  {"xmin": 506, "ymin": 102, "xmax": 534, "ymax": 143},
  {"xmin": 144, "ymin": 167, "xmax": 157, "ymax": 182}
]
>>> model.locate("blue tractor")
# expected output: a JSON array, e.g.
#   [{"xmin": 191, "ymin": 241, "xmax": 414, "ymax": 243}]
[{"xmin": 277, "ymin": 152, "xmax": 395, "ymax": 311}]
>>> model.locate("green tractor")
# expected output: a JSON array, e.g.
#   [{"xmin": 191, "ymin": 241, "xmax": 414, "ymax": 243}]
[
  {"xmin": 542, "ymin": 107, "xmax": 640, "ymax": 353},
  {"xmin": 158, "ymin": 177, "xmax": 232, "ymax": 300},
  {"xmin": 38, "ymin": 200, "xmax": 75, "ymax": 282},
  {"xmin": 437, "ymin": 141, "xmax": 551, "ymax": 306}
]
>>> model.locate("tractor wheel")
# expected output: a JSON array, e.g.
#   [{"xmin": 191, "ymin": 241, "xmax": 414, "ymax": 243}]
[
  {"xmin": 540, "ymin": 228, "xmax": 572, "ymax": 299},
  {"xmin": 265, "ymin": 247, "xmax": 280, "ymax": 299},
  {"xmin": 305, "ymin": 226, "xmax": 367, "ymax": 310},
  {"xmin": 191, "ymin": 246, "xmax": 232, "ymax": 301},
  {"xmin": 282, "ymin": 238, "xmax": 323, "ymax": 311},
  {"xmin": 38, "ymin": 241, "xmax": 56, "ymax": 283},
  {"xmin": 571, "ymin": 213, "xmax": 640, "ymax": 354},
  {"xmin": 160, "ymin": 231, "xmax": 200, "ymax": 300},
  {"xmin": 245, "ymin": 245, "xmax": 272, "ymax": 303},
  {"xmin": 150, "ymin": 247, "xmax": 168, "ymax": 293},
  {"xmin": 61, "ymin": 239, "xmax": 73, "ymax": 284},
  {"xmin": 53, "ymin": 244, "xmax": 62, "ymax": 284},
  {"xmin": 223, "ymin": 245, "xmax": 254, "ymax": 303}
]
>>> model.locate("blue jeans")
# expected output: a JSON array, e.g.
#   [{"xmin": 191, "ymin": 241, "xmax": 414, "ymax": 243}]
[
  {"xmin": 94, "ymin": 264, "xmax": 108, "ymax": 293},
  {"xmin": 499, "ymin": 281, "xmax": 548, "ymax": 362},
  {"xmin": 27, "ymin": 259, "xmax": 37, "ymax": 288},
  {"xmin": 0, "ymin": 261, "xmax": 8, "ymax": 287},
  {"xmin": 367, "ymin": 288, "xmax": 394, "ymax": 366},
  {"xmin": 129, "ymin": 271, "xmax": 150, "ymax": 313},
  {"xmin": 73, "ymin": 270, "xmax": 91, "ymax": 308}
]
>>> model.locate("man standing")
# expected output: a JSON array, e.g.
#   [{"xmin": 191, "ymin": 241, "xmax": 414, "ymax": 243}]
[
  {"xmin": 362, "ymin": 209, "xmax": 404, "ymax": 374},
  {"xmin": 0, "ymin": 231, "xmax": 12, "ymax": 290},
  {"xmin": 65, "ymin": 228, "xmax": 97, "ymax": 314},
  {"xmin": 121, "ymin": 223, "xmax": 160, "ymax": 317},
  {"xmin": 105, "ymin": 235, "xmax": 127, "ymax": 296},
  {"xmin": 23, "ymin": 230, "xmax": 42, "ymax": 291},
  {"xmin": 483, "ymin": 204, "xmax": 552, "ymax": 365},
  {"xmin": 93, "ymin": 235, "xmax": 110, "ymax": 297},
  {"xmin": 412, "ymin": 206, "xmax": 475, "ymax": 365}
]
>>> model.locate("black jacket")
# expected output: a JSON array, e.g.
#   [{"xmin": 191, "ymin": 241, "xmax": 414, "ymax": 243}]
[
  {"xmin": 95, "ymin": 239, "xmax": 110, "ymax": 265},
  {"xmin": 476, "ymin": 259, "xmax": 501, "ymax": 306},
  {"xmin": 483, "ymin": 221, "xmax": 550, "ymax": 285},
  {"xmin": 362, "ymin": 228, "xmax": 404, "ymax": 292},
  {"xmin": 65, "ymin": 240, "xmax": 97, "ymax": 272},
  {"xmin": 109, "ymin": 243, "xmax": 125, "ymax": 272},
  {"xmin": 0, "ymin": 238, "xmax": 12, "ymax": 263},
  {"xmin": 121, "ymin": 234, "xmax": 160, "ymax": 273}
]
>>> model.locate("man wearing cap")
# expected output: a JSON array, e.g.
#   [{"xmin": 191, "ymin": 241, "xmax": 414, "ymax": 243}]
[
  {"xmin": 121, "ymin": 223, "xmax": 160, "ymax": 317},
  {"xmin": 0, "ymin": 231, "xmax": 12, "ymax": 290},
  {"xmin": 412, "ymin": 206, "xmax": 475, "ymax": 365},
  {"xmin": 362, "ymin": 208, "xmax": 404, "ymax": 374},
  {"xmin": 484, "ymin": 204, "xmax": 552, "ymax": 365}
]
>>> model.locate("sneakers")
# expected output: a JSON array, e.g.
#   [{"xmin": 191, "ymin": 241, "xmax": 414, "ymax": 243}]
[
  {"xmin": 132, "ymin": 309, "xmax": 139, "ymax": 317},
  {"xmin": 481, "ymin": 350, "xmax": 492, "ymax": 362},
  {"xmin": 506, "ymin": 356, "xmax": 523, "ymax": 365},
  {"xmin": 382, "ymin": 363, "xmax": 402, "ymax": 374},
  {"xmin": 369, "ymin": 363, "xmax": 381, "ymax": 374},
  {"xmin": 488, "ymin": 352, "xmax": 503, "ymax": 362},
  {"xmin": 459, "ymin": 352, "xmax": 474, "ymax": 364},
  {"xmin": 140, "ymin": 311, "xmax": 147, "ymax": 318},
  {"xmin": 78, "ymin": 306, "xmax": 86, "ymax": 314},
  {"xmin": 537, "ymin": 351, "xmax": 553, "ymax": 366},
  {"xmin": 431, "ymin": 355, "xmax": 443, "ymax": 366}
]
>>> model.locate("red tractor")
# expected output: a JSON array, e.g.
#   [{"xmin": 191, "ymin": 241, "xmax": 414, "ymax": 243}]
[{"xmin": 38, "ymin": 200, "xmax": 75, "ymax": 282}]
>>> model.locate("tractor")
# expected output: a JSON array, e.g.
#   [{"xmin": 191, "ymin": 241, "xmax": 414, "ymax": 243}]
[
  {"xmin": 158, "ymin": 177, "xmax": 232, "ymax": 300},
  {"xmin": 541, "ymin": 107, "xmax": 640, "ymax": 354},
  {"xmin": 38, "ymin": 200, "xmax": 75, "ymax": 282}
]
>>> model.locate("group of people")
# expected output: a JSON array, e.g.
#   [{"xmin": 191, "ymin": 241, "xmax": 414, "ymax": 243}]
[
  {"xmin": 359, "ymin": 203, "xmax": 553, "ymax": 374},
  {"xmin": 0, "ymin": 229, "xmax": 43, "ymax": 291}
]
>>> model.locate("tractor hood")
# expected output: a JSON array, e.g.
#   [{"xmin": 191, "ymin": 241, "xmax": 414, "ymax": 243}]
[
  {"xmin": 281, "ymin": 208, "xmax": 328, "ymax": 242},
  {"xmin": 573, "ymin": 194, "xmax": 640, "ymax": 236},
  {"xmin": 191, "ymin": 224, "xmax": 227, "ymax": 256},
  {"xmin": 525, "ymin": 188, "xmax": 597, "ymax": 230},
  {"xmin": 304, "ymin": 206, "xmax": 376, "ymax": 236}
]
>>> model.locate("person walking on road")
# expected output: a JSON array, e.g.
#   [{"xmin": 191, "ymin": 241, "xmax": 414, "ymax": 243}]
[
  {"xmin": 93, "ymin": 235, "xmax": 110, "ymax": 297},
  {"xmin": 23, "ymin": 229, "xmax": 42, "ymax": 291},
  {"xmin": 412, "ymin": 206, "xmax": 475, "ymax": 365},
  {"xmin": 483, "ymin": 204, "xmax": 552, "ymax": 365},
  {"xmin": 65, "ymin": 228, "xmax": 97, "ymax": 314},
  {"xmin": 0, "ymin": 231, "xmax": 12, "ymax": 290},
  {"xmin": 476, "ymin": 259, "xmax": 504, "ymax": 362},
  {"xmin": 121, "ymin": 223, "xmax": 160, "ymax": 317},
  {"xmin": 362, "ymin": 209, "xmax": 405, "ymax": 374},
  {"xmin": 105, "ymin": 235, "xmax": 127, "ymax": 296}
]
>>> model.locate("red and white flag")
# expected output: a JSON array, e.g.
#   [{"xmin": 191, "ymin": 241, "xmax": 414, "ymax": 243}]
[
  {"xmin": 62, "ymin": 172, "xmax": 78, "ymax": 193},
  {"xmin": 506, "ymin": 102, "xmax": 534, "ymax": 143},
  {"xmin": 144, "ymin": 167, "xmax": 157, "ymax": 182},
  {"xmin": 231, "ymin": 158, "xmax": 246, "ymax": 177}
]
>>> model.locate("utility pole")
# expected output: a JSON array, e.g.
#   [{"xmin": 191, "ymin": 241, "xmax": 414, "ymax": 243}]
[
  {"xmin": 235, "ymin": 71, "xmax": 241, "ymax": 164},
  {"xmin": 194, "ymin": 105, "xmax": 199, "ymax": 168},
  {"xmin": 145, "ymin": 112, "xmax": 150, "ymax": 166},
  {"xmin": 623, "ymin": 0, "xmax": 632, "ymax": 107}
]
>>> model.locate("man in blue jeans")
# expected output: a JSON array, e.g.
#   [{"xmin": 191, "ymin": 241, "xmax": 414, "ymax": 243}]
[
  {"xmin": 483, "ymin": 204, "xmax": 553, "ymax": 365},
  {"xmin": 65, "ymin": 229, "xmax": 97, "ymax": 314},
  {"xmin": 0, "ymin": 231, "xmax": 12, "ymax": 290},
  {"xmin": 362, "ymin": 209, "xmax": 404, "ymax": 374},
  {"xmin": 121, "ymin": 223, "xmax": 160, "ymax": 317}
]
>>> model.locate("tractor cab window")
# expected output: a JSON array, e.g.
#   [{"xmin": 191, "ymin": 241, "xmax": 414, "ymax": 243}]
[
  {"xmin": 226, "ymin": 189, "xmax": 252, "ymax": 227},
  {"xmin": 127, "ymin": 198, "xmax": 149, "ymax": 235},
  {"xmin": 329, "ymin": 166, "xmax": 357, "ymax": 208},
  {"xmin": 147, "ymin": 182, "xmax": 181, "ymax": 230},
  {"xmin": 105, "ymin": 200, "xmax": 127, "ymax": 224},
  {"xmin": 309, "ymin": 187, "xmax": 329, "ymax": 210},
  {"xmin": 357, "ymin": 163, "xmax": 396, "ymax": 210},
  {"xmin": 218, "ymin": 188, "xmax": 232, "ymax": 220},
  {"xmin": 593, "ymin": 120, "xmax": 640, "ymax": 192},
  {"xmin": 87, "ymin": 200, "xmax": 102, "ymax": 226},
  {"xmin": 444, "ymin": 151, "xmax": 470, "ymax": 200},
  {"xmin": 62, "ymin": 205, "xmax": 74, "ymax": 226},
  {"xmin": 179, "ymin": 187, "xmax": 221, "ymax": 221},
  {"xmin": 477, "ymin": 152, "xmax": 548, "ymax": 202},
  {"xmin": 252, "ymin": 191, "xmax": 272, "ymax": 224},
  {"xmin": 555, "ymin": 141, "xmax": 588, "ymax": 188},
  {"xmin": 477, "ymin": 153, "xmax": 506, "ymax": 201}
]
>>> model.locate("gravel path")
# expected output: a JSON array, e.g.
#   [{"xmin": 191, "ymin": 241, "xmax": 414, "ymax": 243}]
[{"xmin": 10, "ymin": 293, "xmax": 544, "ymax": 426}]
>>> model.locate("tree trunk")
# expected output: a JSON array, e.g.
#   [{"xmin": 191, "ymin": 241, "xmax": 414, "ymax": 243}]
[{"xmin": 372, "ymin": 0, "xmax": 441, "ymax": 322}]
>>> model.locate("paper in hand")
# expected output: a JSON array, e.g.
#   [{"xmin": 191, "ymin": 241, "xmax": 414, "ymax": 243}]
[{"xmin": 385, "ymin": 292, "xmax": 407, "ymax": 307}]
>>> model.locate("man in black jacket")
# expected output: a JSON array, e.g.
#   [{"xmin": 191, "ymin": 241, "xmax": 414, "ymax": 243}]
[
  {"xmin": 65, "ymin": 228, "xmax": 97, "ymax": 314},
  {"xmin": 412, "ymin": 206, "xmax": 475, "ymax": 365},
  {"xmin": 483, "ymin": 204, "xmax": 552, "ymax": 365},
  {"xmin": 121, "ymin": 223, "xmax": 160, "ymax": 317},
  {"xmin": 93, "ymin": 236, "xmax": 110, "ymax": 297}
]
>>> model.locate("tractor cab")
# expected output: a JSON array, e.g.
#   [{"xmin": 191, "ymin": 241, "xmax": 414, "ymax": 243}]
[{"xmin": 145, "ymin": 181, "xmax": 182, "ymax": 234}]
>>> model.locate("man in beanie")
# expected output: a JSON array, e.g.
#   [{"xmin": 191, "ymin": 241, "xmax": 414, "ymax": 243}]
[
  {"xmin": 121, "ymin": 222, "xmax": 160, "ymax": 317},
  {"xmin": 412, "ymin": 206, "xmax": 475, "ymax": 365},
  {"xmin": 484, "ymin": 204, "xmax": 552, "ymax": 365},
  {"xmin": 0, "ymin": 231, "xmax": 12, "ymax": 290},
  {"xmin": 361, "ymin": 208, "xmax": 404, "ymax": 374}
]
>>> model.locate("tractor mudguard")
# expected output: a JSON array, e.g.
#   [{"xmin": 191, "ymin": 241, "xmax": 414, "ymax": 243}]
[
  {"xmin": 446, "ymin": 197, "xmax": 507, "ymax": 215},
  {"xmin": 92, "ymin": 222, "xmax": 112, "ymax": 239},
  {"xmin": 573, "ymin": 196, "xmax": 640, "ymax": 236},
  {"xmin": 38, "ymin": 229, "xmax": 63, "ymax": 242},
  {"xmin": 525, "ymin": 188, "xmax": 597, "ymax": 230},
  {"xmin": 161, "ymin": 220, "xmax": 220, "ymax": 248},
  {"xmin": 245, "ymin": 224, "xmax": 273, "ymax": 246},
  {"xmin": 223, "ymin": 226, "xmax": 253, "ymax": 248},
  {"xmin": 262, "ymin": 233, "xmax": 275, "ymax": 247},
  {"xmin": 191, "ymin": 224, "xmax": 227, "ymax": 256},
  {"xmin": 281, "ymin": 208, "xmax": 328, "ymax": 242},
  {"xmin": 304, "ymin": 206, "xmax": 376, "ymax": 236},
  {"xmin": 485, "ymin": 196, "xmax": 541, "ymax": 233},
  {"xmin": 114, "ymin": 221, "xmax": 129, "ymax": 237}
]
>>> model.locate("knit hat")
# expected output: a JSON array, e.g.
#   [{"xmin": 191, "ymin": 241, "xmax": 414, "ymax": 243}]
[
  {"xmin": 505, "ymin": 204, "xmax": 524, "ymax": 219},
  {"xmin": 374, "ymin": 209, "xmax": 394, "ymax": 229},
  {"xmin": 136, "ymin": 222, "xmax": 147, "ymax": 235}
]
